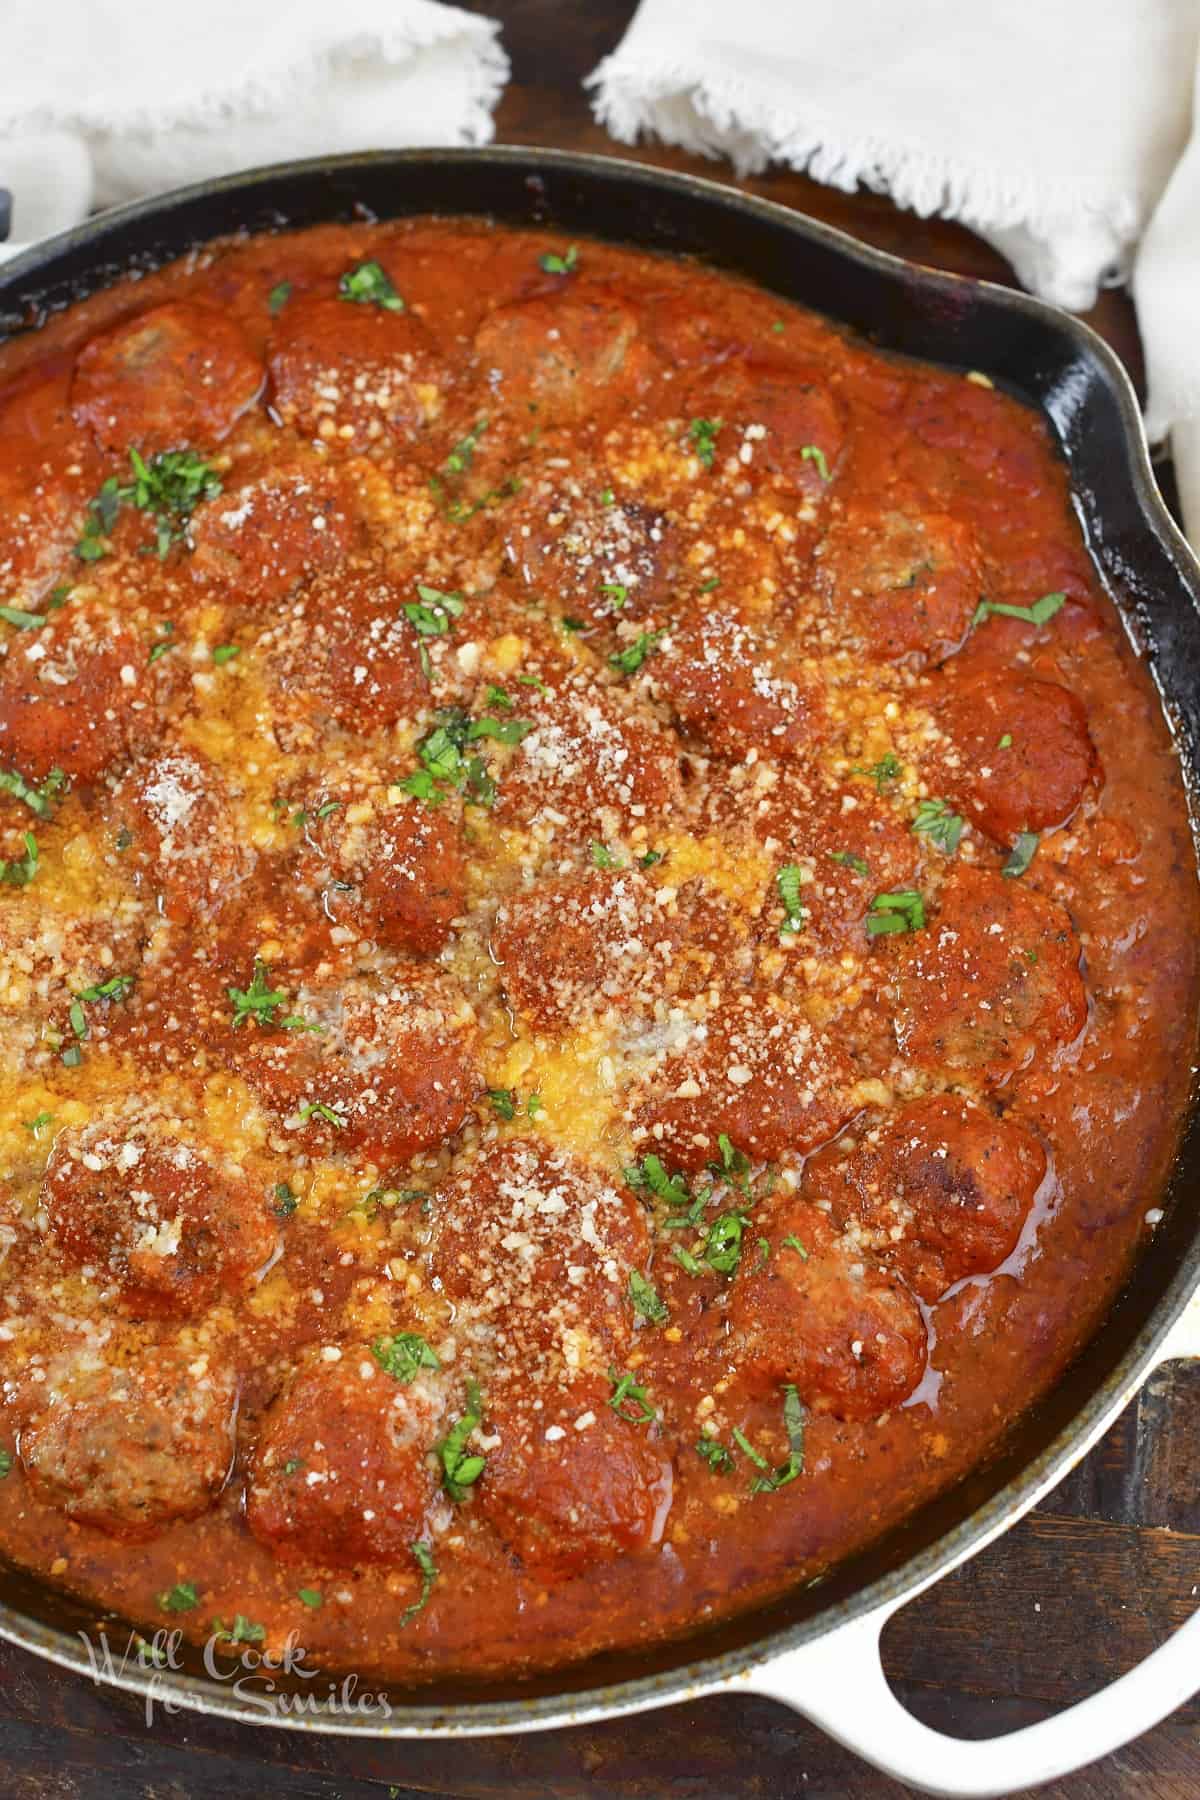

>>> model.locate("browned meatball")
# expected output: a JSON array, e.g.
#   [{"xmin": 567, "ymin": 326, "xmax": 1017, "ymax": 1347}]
[
  {"xmin": 503, "ymin": 471, "xmax": 680, "ymax": 624},
  {"xmin": 880, "ymin": 865, "xmax": 1087, "ymax": 1087},
  {"xmin": 20, "ymin": 1346, "xmax": 237, "ymax": 1536},
  {"xmin": 0, "ymin": 606, "xmax": 149, "ymax": 782},
  {"xmin": 474, "ymin": 286, "xmax": 656, "ymax": 427},
  {"xmin": 189, "ymin": 456, "xmax": 366, "ymax": 607},
  {"xmin": 727, "ymin": 1201, "xmax": 927, "ymax": 1420},
  {"xmin": 268, "ymin": 294, "xmax": 444, "ymax": 446},
  {"xmin": 114, "ymin": 746, "xmax": 253, "ymax": 924},
  {"xmin": 494, "ymin": 672, "xmax": 682, "ymax": 841},
  {"xmin": 298, "ymin": 787, "xmax": 466, "ymax": 956},
  {"xmin": 630, "ymin": 991, "xmax": 860, "ymax": 1172},
  {"xmin": 654, "ymin": 611, "xmax": 825, "ymax": 759},
  {"xmin": 258, "ymin": 564, "xmax": 429, "ymax": 732},
  {"xmin": 246, "ymin": 1350, "xmax": 447, "ymax": 1567},
  {"xmin": 684, "ymin": 352, "xmax": 845, "ymax": 495},
  {"xmin": 480, "ymin": 1374, "xmax": 673, "ymax": 1575},
  {"xmin": 429, "ymin": 1140, "xmax": 649, "ymax": 1378},
  {"xmin": 931, "ymin": 671, "xmax": 1100, "ymax": 844},
  {"xmin": 71, "ymin": 302, "xmax": 263, "ymax": 453},
  {"xmin": 229, "ymin": 962, "xmax": 480, "ymax": 1168},
  {"xmin": 816, "ymin": 497, "xmax": 982, "ymax": 664},
  {"xmin": 812, "ymin": 1094, "xmax": 1048, "ymax": 1300},
  {"xmin": 42, "ymin": 1115, "xmax": 276, "ymax": 1317}
]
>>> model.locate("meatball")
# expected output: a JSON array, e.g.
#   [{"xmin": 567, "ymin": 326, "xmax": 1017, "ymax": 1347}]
[
  {"xmin": 479, "ymin": 1374, "xmax": 673, "ymax": 1575},
  {"xmin": 812, "ymin": 1095, "xmax": 1047, "ymax": 1301},
  {"xmin": 492, "ymin": 868, "xmax": 736, "ymax": 1034},
  {"xmin": 429, "ymin": 1140, "xmax": 649, "ymax": 1378},
  {"xmin": 503, "ymin": 473, "xmax": 679, "ymax": 624},
  {"xmin": 20, "ymin": 1345, "xmax": 236, "ymax": 1536},
  {"xmin": 685, "ymin": 353, "xmax": 845, "ymax": 494},
  {"xmin": 230, "ymin": 962, "xmax": 480, "ymax": 1167},
  {"xmin": 816, "ymin": 498, "xmax": 982, "ymax": 664},
  {"xmin": 631, "ymin": 992, "xmax": 860, "ymax": 1172},
  {"xmin": 258, "ymin": 565, "xmax": 428, "ymax": 732},
  {"xmin": 727, "ymin": 1201, "xmax": 927, "ymax": 1420},
  {"xmin": 268, "ymin": 296, "xmax": 443, "ymax": 445},
  {"xmin": 0, "ymin": 366, "xmax": 97, "ymax": 605},
  {"xmin": 495, "ymin": 673, "xmax": 682, "ymax": 840},
  {"xmin": 881, "ymin": 865, "xmax": 1087, "ymax": 1086},
  {"xmin": 246, "ymin": 1351, "xmax": 446, "ymax": 1567},
  {"xmin": 474, "ymin": 286, "xmax": 655, "ymax": 427},
  {"xmin": 932, "ymin": 671, "xmax": 1100, "ymax": 843},
  {"xmin": 114, "ymin": 746, "xmax": 253, "ymax": 924},
  {"xmin": 42, "ymin": 1116, "xmax": 276, "ymax": 1316},
  {"xmin": 654, "ymin": 611, "xmax": 824, "ymax": 759},
  {"xmin": 299, "ymin": 786, "xmax": 466, "ymax": 956},
  {"xmin": 189, "ymin": 457, "xmax": 365, "ymax": 607},
  {"xmin": 70, "ymin": 302, "xmax": 263, "ymax": 453},
  {"xmin": 0, "ymin": 607, "xmax": 149, "ymax": 782}
]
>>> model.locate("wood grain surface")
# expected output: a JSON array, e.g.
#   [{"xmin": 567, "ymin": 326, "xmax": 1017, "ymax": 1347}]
[{"xmin": 4, "ymin": 4, "xmax": 1196, "ymax": 1795}]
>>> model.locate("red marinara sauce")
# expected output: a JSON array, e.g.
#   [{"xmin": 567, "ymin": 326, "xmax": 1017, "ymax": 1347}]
[{"xmin": 0, "ymin": 220, "xmax": 1195, "ymax": 1685}]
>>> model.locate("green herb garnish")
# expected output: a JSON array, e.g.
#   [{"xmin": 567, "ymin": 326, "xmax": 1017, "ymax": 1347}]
[
  {"xmin": 0, "ymin": 765, "xmax": 65, "ymax": 820},
  {"xmin": 539, "ymin": 245, "xmax": 579, "ymax": 276},
  {"xmin": 158, "ymin": 1582, "xmax": 199, "ymax": 1613},
  {"xmin": 372, "ymin": 1333, "xmax": 441, "ymax": 1383},
  {"xmin": 609, "ymin": 630, "xmax": 664, "ymax": 677},
  {"xmin": 777, "ymin": 863, "xmax": 806, "ymax": 936},
  {"xmin": 338, "ymin": 260, "xmax": 405, "ymax": 311},
  {"xmin": 628, "ymin": 1269, "xmax": 669, "ymax": 1325},
  {"xmin": 405, "ymin": 585, "xmax": 465, "ymax": 637},
  {"xmin": 1002, "ymin": 832, "xmax": 1039, "ymax": 878},
  {"xmin": 607, "ymin": 1366, "xmax": 656, "ymax": 1424},
  {"xmin": 972, "ymin": 591, "xmax": 1065, "ymax": 629},
  {"xmin": 689, "ymin": 417, "xmax": 723, "ymax": 469},
  {"xmin": 829, "ymin": 850, "xmax": 869, "ymax": 876},
  {"xmin": 867, "ymin": 889, "xmax": 926, "ymax": 936},
  {"xmin": 437, "ymin": 1378, "xmax": 486, "ymax": 1501},
  {"xmin": 853, "ymin": 752, "xmax": 902, "ymax": 793},
  {"xmin": 399, "ymin": 1541, "xmax": 438, "ymax": 1629},
  {"xmin": 268, "ymin": 281, "xmax": 293, "ymax": 314},
  {"xmin": 0, "ymin": 831, "xmax": 38, "ymax": 887},
  {"xmin": 696, "ymin": 1437, "xmax": 736, "ymax": 1475},
  {"xmin": 912, "ymin": 799, "xmax": 965, "ymax": 856},
  {"xmin": 800, "ymin": 444, "xmax": 831, "ymax": 481}
]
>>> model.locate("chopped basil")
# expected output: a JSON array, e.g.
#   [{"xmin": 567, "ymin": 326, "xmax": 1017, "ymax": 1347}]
[
  {"xmin": 628, "ymin": 1268, "xmax": 669, "ymax": 1325},
  {"xmin": 515, "ymin": 671, "xmax": 549, "ymax": 697},
  {"xmin": 0, "ymin": 765, "xmax": 65, "ymax": 819},
  {"xmin": 24, "ymin": 1112, "xmax": 53, "ymax": 1136},
  {"xmin": 465, "ymin": 715, "xmax": 533, "ymax": 745},
  {"xmin": 591, "ymin": 841, "xmax": 622, "ymax": 869},
  {"xmin": 526, "ymin": 1092, "xmax": 544, "ymax": 1119},
  {"xmin": 539, "ymin": 244, "xmax": 579, "ymax": 276},
  {"xmin": 696, "ymin": 1436, "xmax": 736, "ymax": 1475},
  {"xmin": 638, "ymin": 849, "xmax": 664, "ymax": 868},
  {"xmin": 600, "ymin": 487, "xmax": 615, "ymax": 506},
  {"xmin": 128, "ymin": 449, "xmax": 221, "ymax": 557},
  {"xmin": 622, "ymin": 1153, "xmax": 692, "ymax": 1212},
  {"xmin": 704, "ymin": 1211, "xmax": 749, "ymax": 1276},
  {"xmin": 213, "ymin": 1614, "xmax": 266, "ymax": 1647},
  {"xmin": 297, "ymin": 1588, "xmax": 323, "ymax": 1610},
  {"xmin": 445, "ymin": 417, "xmax": 489, "ymax": 474},
  {"xmin": 399, "ymin": 1541, "xmax": 438, "ymax": 1629},
  {"xmin": 673, "ymin": 1245, "xmax": 705, "ymax": 1276},
  {"xmin": 402, "ymin": 708, "xmax": 508, "ymax": 810},
  {"xmin": 485, "ymin": 684, "xmax": 513, "ymax": 711},
  {"xmin": 777, "ymin": 863, "xmax": 806, "ymax": 935},
  {"xmin": 372, "ymin": 1333, "xmax": 441, "ymax": 1383},
  {"xmin": 699, "ymin": 575, "xmax": 720, "ymax": 594},
  {"xmin": 781, "ymin": 1234, "xmax": 809, "ymax": 1260},
  {"xmin": 267, "ymin": 280, "xmax": 293, "ymax": 314},
  {"xmin": 338, "ymin": 260, "xmax": 405, "ymax": 311},
  {"xmin": 736, "ymin": 1385, "xmax": 806, "ymax": 1494},
  {"xmin": 1002, "ymin": 831, "xmax": 1039, "ymax": 879},
  {"xmin": 912, "ymin": 798, "xmax": 965, "ymax": 856},
  {"xmin": 486, "ymin": 1087, "xmax": 517, "ymax": 1121},
  {"xmin": 437, "ymin": 1378, "xmax": 486, "ymax": 1501},
  {"xmin": 867, "ymin": 889, "xmax": 926, "ymax": 936},
  {"xmin": 609, "ymin": 630, "xmax": 664, "ymax": 677},
  {"xmin": 0, "ymin": 831, "xmax": 38, "ymax": 887},
  {"xmin": 273, "ymin": 1182, "xmax": 299, "ymax": 1218},
  {"xmin": 998, "ymin": 732, "xmax": 1013, "ymax": 749},
  {"xmin": 77, "ymin": 973, "xmax": 134, "ymax": 1003},
  {"xmin": 68, "ymin": 1001, "xmax": 87, "ymax": 1040},
  {"xmin": 973, "ymin": 591, "xmax": 1065, "ymax": 629},
  {"xmin": 689, "ymin": 417, "xmax": 723, "ymax": 469},
  {"xmin": 800, "ymin": 444, "xmax": 831, "ymax": 482},
  {"xmin": 61, "ymin": 1046, "xmax": 83, "ymax": 1069},
  {"xmin": 212, "ymin": 644, "xmax": 240, "ymax": 665},
  {"xmin": 708, "ymin": 1133, "xmax": 752, "ymax": 1195},
  {"xmin": 852, "ymin": 752, "xmax": 902, "ymax": 793},
  {"xmin": 829, "ymin": 850, "xmax": 869, "ymax": 877},
  {"xmin": 0, "ymin": 604, "xmax": 47, "ymax": 629},
  {"xmin": 607, "ymin": 1365, "xmax": 656, "ymax": 1424},
  {"xmin": 405, "ymin": 585, "xmax": 465, "ymax": 636},
  {"xmin": 600, "ymin": 582, "xmax": 628, "ymax": 609},
  {"xmin": 158, "ymin": 1582, "xmax": 199, "ymax": 1614},
  {"xmin": 298, "ymin": 1100, "xmax": 345, "ymax": 1129},
  {"xmin": 228, "ymin": 958, "xmax": 320, "ymax": 1034}
]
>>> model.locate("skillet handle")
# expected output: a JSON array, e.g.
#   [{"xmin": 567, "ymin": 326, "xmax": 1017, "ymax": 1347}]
[{"xmin": 745, "ymin": 1303, "xmax": 1200, "ymax": 1799}]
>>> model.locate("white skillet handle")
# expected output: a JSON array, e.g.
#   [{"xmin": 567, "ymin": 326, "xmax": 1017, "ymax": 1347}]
[{"xmin": 746, "ymin": 1301, "xmax": 1200, "ymax": 1799}]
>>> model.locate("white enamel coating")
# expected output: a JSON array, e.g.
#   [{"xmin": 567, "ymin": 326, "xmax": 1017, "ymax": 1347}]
[{"xmin": 746, "ymin": 1294, "xmax": 1200, "ymax": 1798}]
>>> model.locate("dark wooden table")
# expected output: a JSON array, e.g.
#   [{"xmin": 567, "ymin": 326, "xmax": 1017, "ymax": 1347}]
[{"xmin": 6, "ymin": 5, "xmax": 1199, "ymax": 1795}]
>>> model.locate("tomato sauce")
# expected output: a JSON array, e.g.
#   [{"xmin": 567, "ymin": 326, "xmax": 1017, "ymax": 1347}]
[{"xmin": 0, "ymin": 219, "xmax": 1196, "ymax": 1686}]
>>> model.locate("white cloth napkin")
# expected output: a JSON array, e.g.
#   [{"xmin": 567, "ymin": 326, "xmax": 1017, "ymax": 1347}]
[
  {"xmin": 0, "ymin": 0, "xmax": 507, "ymax": 255},
  {"xmin": 589, "ymin": 0, "xmax": 1200, "ymax": 539}
]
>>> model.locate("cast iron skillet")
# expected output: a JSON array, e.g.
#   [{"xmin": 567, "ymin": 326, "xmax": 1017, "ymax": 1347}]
[{"xmin": 2, "ymin": 149, "xmax": 1200, "ymax": 1797}]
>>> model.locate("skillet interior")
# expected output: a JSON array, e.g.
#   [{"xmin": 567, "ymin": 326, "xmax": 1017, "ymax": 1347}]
[{"xmin": 1, "ymin": 147, "xmax": 1199, "ymax": 1729}]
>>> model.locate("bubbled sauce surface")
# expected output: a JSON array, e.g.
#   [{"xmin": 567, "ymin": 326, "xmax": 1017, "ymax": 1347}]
[{"xmin": 0, "ymin": 219, "xmax": 1196, "ymax": 1685}]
